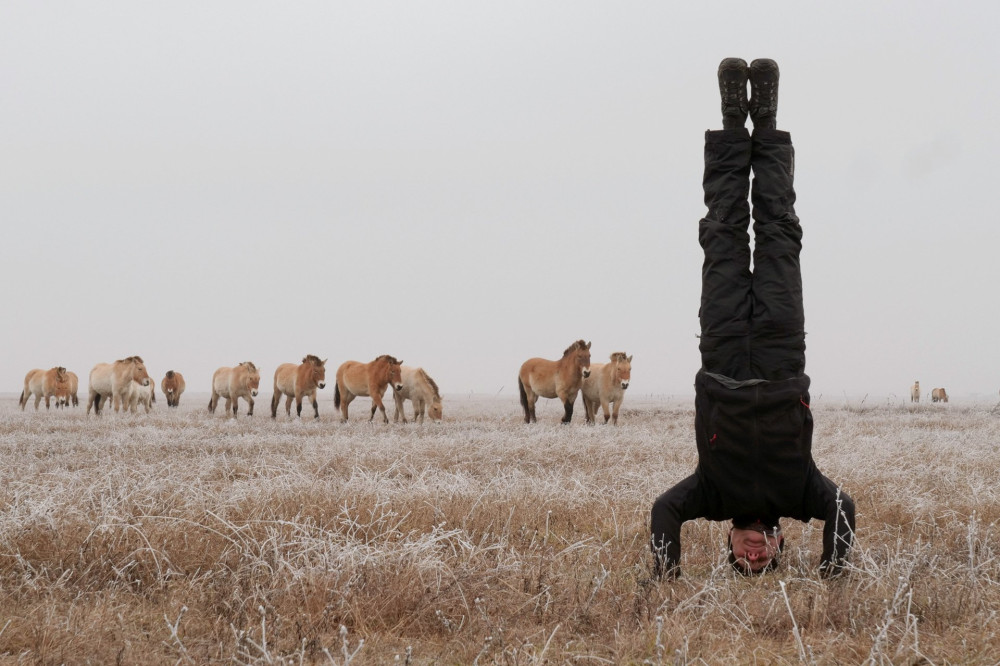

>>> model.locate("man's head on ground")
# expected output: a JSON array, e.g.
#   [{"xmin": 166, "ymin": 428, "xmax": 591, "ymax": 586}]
[{"xmin": 728, "ymin": 520, "xmax": 784, "ymax": 575}]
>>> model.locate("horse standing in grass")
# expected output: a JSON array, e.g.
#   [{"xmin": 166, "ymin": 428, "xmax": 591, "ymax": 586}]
[
  {"xmin": 87, "ymin": 356, "xmax": 152, "ymax": 415},
  {"xmin": 393, "ymin": 366, "xmax": 443, "ymax": 423},
  {"xmin": 19, "ymin": 366, "xmax": 68, "ymax": 410},
  {"xmin": 209, "ymin": 362, "xmax": 261, "ymax": 417},
  {"xmin": 62, "ymin": 371, "xmax": 79, "ymax": 407},
  {"xmin": 518, "ymin": 340, "xmax": 591, "ymax": 424},
  {"xmin": 127, "ymin": 380, "xmax": 156, "ymax": 413},
  {"xmin": 271, "ymin": 355, "xmax": 327, "ymax": 419},
  {"xmin": 335, "ymin": 355, "xmax": 404, "ymax": 423},
  {"xmin": 161, "ymin": 371, "xmax": 185, "ymax": 407},
  {"xmin": 581, "ymin": 352, "xmax": 632, "ymax": 425}
]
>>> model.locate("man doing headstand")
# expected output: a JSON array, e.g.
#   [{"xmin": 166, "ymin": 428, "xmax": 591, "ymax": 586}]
[{"xmin": 650, "ymin": 58, "xmax": 856, "ymax": 577}]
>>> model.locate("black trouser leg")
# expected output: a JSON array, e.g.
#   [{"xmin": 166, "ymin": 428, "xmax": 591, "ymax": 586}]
[
  {"xmin": 749, "ymin": 128, "xmax": 804, "ymax": 380},
  {"xmin": 698, "ymin": 129, "xmax": 753, "ymax": 380}
]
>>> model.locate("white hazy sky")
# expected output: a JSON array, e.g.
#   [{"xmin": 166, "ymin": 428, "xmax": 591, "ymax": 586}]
[{"xmin": 3, "ymin": 2, "xmax": 999, "ymax": 402}]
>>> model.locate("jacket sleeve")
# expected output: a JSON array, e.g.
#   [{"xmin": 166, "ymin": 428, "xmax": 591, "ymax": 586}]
[
  {"xmin": 650, "ymin": 473, "xmax": 710, "ymax": 579},
  {"xmin": 804, "ymin": 469, "xmax": 856, "ymax": 577}
]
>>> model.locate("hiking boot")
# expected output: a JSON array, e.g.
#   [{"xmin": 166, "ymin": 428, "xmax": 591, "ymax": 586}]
[
  {"xmin": 717, "ymin": 58, "xmax": 748, "ymax": 129},
  {"xmin": 749, "ymin": 58, "xmax": 779, "ymax": 129}
]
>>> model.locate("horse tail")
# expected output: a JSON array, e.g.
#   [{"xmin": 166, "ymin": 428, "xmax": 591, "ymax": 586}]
[
  {"xmin": 518, "ymin": 377, "xmax": 528, "ymax": 411},
  {"xmin": 334, "ymin": 383, "xmax": 341, "ymax": 408}
]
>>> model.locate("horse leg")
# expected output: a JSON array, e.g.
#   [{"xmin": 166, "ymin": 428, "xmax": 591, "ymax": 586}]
[
  {"xmin": 270, "ymin": 391, "xmax": 280, "ymax": 418},
  {"xmin": 561, "ymin": 390, "xmax": 576, "ymax": 424},
  {"xmin": 285, "ymin": 395, "xmax": 293, "ymax": 416},
  {"xmin": 225, "ymin": 397, "xmax": 233, "ymax": 416},
  {"xmin": 610, "ymin": 399, "xmax": 621, "ymax": 425},
  {"xmin": 34, "ymin": 394, "xmax": 43, "ymax": 410},
  {"xmin": 601, "ymin": 397, "xmax": 612, "ymax": 424},
  {"xmin": 340, "ymin": 393, "xmax": 354, "ymax": 422},
  {"xmin": 295, "ymin": 391, "xmax": 303, "ymax": 417},
  {"xmin": 311, "ymin": 391, "xmax": 319, "ymax": 419},
  {"xmin": 416, "ymin": 398, "xmax": 425, "ymax": 424},
  {"xmin": 247, "ymin": 395, "xmax": 255, "ymax": 416},
  {"xmin": 370, "ymin": 389, "xmax": 389, "ymax": 423},
  {"xmin": 393, "ymin": 391, "xmax": 407, "ymax": 423}
]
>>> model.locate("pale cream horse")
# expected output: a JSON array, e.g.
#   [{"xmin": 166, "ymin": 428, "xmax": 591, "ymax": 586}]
[
  {"xmin": 393, "ymin": 366, "xmax": 443, "ymax": 423},
  {"xmin": 271, "ymin": 355, "xmax": 327, "ymax": 419},
  {"xmin": 127, "ymin": 380, "xmax": 156, "ymax": 413},
  {"xmin": 87, "ymin": 356, "xmax": 152, "ymax": 415},
  {"xmin": 581, "ymin": 352, "xmax": 633, "ymax": 425},
  {"xmin": 62, "ymin": 370, "xmax": 79, "ymax": 407},
  {"xmin": 19, "ymin": 366, "xmax": 69, "ymax": 410},
  {"xmin": 518, "ymin": 340, "xmax": 592, "ymax": 424},
  {"xmin": 161, "ymin": 370, "xmax": 186, "ymax": 407},
  {"xmin": 209, "ymin": 362, "xmax": 261, "ymax": 417},
  {"xmin": 334, "ymin": 355, "xmax": 404, "ymax": 423},
  {"xmin": 910, "ymin": 380, "xmax": 920, "ymax": 403},
  {"xmin": 931, "ymin": 387, "xmax": 949, "ymax": 403}
]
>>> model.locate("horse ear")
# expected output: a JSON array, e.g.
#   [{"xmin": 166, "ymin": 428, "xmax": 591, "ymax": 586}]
[
  {"xmin": 627, "ymin": 355, "xmax": 633, "ymax": 362},
  {"xmin": 586, "ymin": 341, "xmax": 592, "ymax": 349},
  {"xmin": 322, "ymin": 358, "xmax": 328, "ymax": 365},
  {"xmin": 398, "ymin": 360, "xmax": 404, "ymax": 366}
]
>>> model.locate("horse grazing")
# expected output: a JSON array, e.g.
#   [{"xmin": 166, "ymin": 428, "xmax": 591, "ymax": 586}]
[
  {"xmin": 931, "ymin": 387, "xmax": 949, "ymax": 403},
  {"xmin": 271, "ymin": 355, "xmax": 327, "ymax": 419},
  {"xmin": 910, "ymin": 380, "xmax": 920, "ymax": 403},
  {"xmin": 582, "ymin": 352, "xmax": 633, "ymax": 425},
  {"xmin": 161, "ymin": 370, "xmax": 186, "ymax": 407},
  {"xmin": 518, "ymin": 340, "xmax": 592, "ymax": 424},
  {"xmin": 393, "ymin": 366, "xmax": 443, "ymax": 423},
  {"xmin": 209, "ymin": 362, "xmax": 261, "ymax": 417},
  {"xmin": 87, "ymin": 356, "xmax": 152, "ymax": 415},
  {"xmin": 334, "ymin": 355, "xmax": 404, "ymax": 423},
  {"xmin": 19, "ymin": 366, "xmax": 69, "ymax": 411}
]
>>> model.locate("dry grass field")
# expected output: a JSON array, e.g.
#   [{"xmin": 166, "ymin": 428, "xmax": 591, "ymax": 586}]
[{"xmin": 1, "ymin": 392, "xmax": 999, "ymax": 665}]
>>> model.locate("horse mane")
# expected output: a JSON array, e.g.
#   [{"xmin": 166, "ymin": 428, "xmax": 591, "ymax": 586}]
[
  {"xmin": 240, "ymin": 361, "xmax": 257, "ymax": 371},
  {"xmin": 56, "ymin": 366, "xmax": 66, "ymax": 374},
  {"xmin": 562, "ymin": 340, "xmax": 588, "ymax": 357},
  {"xmin": 117, "ymin": 356, "xmax": 144, "ymax": 364},
  {"xmin": 374, "ymin": 354, "xmax": 400, "ymax": 365},
  {"xmin": 418, "ymin": 368, "xmax": 440, "ymax": 398},
  {"xmin": 609, "ymin": 352, "xmax": 629, "ymax": 362},
  {"xmin": 302, "ymin": 354, "xmax": 322, "ymax": 365},
  {"xmin": 165, "ymin": 370, "xmax": 175, "ymax": 379}
]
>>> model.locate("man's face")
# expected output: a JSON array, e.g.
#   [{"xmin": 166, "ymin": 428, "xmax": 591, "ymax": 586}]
[{"xmin": 730, "ymin": 525, "xmax": 783, "ymax": 573}]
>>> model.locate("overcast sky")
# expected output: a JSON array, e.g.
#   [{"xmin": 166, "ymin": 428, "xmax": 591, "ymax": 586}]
[{"xmin": 3, "ymin": 2, "xmax": 998, "ymax": 403}]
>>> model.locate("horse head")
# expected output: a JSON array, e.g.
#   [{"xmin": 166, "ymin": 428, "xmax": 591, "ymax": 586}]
[
  {"xmin": 303, "ymin": 355, "xmax": 327, "ymax": 389},
  {"xmin": 610, "ymin": 352, "xmax": 632, "ymax": 390},
  {"xmin": 242, "ymin": 362, "xmax": 261, "ymax": 396},
  {"xmin": 565, "ymin": 340, "xmax": 592, "ymax": 379}
]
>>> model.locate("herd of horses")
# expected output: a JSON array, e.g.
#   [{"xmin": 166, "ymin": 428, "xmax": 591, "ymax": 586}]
[
  {"xmin": 17, "ymin": 340, "xmax": 635, "ymax": 425},
  {"xmin": 910, "ymin": 381, "xmax": 949, "ymax": 403}
]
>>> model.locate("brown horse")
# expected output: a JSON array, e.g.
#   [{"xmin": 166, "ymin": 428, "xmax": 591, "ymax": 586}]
[
  {"xmin": 334, "ymin": 355, "xmax": 404, "ymax": 423},
  {"xmin": 271, "ymin": 355, "xmax": 327, "ymax": 419},
  {"xmin": 209, "ymin": 362, "xmax": 261, "ymax": 417},
  {"xmin": 581, "ymin": 352, "xmax": 632, "ymax": 425},
  {"xmin": 161, "ymin": 370, "xmax": 186, "ymax": 407},
  {"xmin": 518, "ymin": 340, "xmax": 591, "ymax": 424},
  {"xmin": 393, "ymin": 366, "xmax": 443, "ymax": 423},
  {"xmin": 19, "ymin": 366, "xmax": 68, "ymax": 410},
  {"xmin": 87, "ymin": 356, "xmax": 152, "ymax": 415}
]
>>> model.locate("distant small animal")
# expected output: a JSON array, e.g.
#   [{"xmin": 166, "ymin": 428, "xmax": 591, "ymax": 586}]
[
  {"xmin": 87, "ymin": 356, "xmax": 152, "ymax": 415},
  {"xmin": 334, "ymin": 355, "xmax": 404, "ymax": 423},
  {"xmin": 271, "ymin": 355, "xmax": 327, "ymax": 419},
  {"xmin": 581, "ymin": 352, "xmax": 632, "ymax": 425},
  {"xmin": 161, "ymin": 370, "xmax": 186, "ymax": 407},
  {"xmin": 393, "ymin": 366, "xmax": 443, "ymax": 423},
  {"xmin": 518, "ymin": 339, "xmax": 592, "ymax": 424},
  {"xmin": 19, "ymin": 366, "xmax": 69, "ymax": 411},
  {"xmin": 910, "ymin": 381, "xmax": 920, "ymax": 403},
  {"xmin": 209, "ymin": 362, "xmax": 261, "ymax": 417},
  {"xmin": 931, "ymin": 387, "xmax": 949, "ymax": 403}
]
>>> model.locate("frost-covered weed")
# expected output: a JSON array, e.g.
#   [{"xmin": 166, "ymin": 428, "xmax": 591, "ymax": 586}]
[{"xmin": 0, "ymin": 394, "xmax": 998, "ymax": 663}]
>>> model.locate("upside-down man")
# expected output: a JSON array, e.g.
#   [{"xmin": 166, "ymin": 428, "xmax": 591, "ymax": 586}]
[{"xmin": 650, "ymin": 58, "xmax": 856, "ymax": 577}]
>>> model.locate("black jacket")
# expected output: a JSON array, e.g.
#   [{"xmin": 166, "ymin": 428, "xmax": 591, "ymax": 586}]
[{"xmin": 650, "ymin": 369, "xmax": 855, "ymax": 577}]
